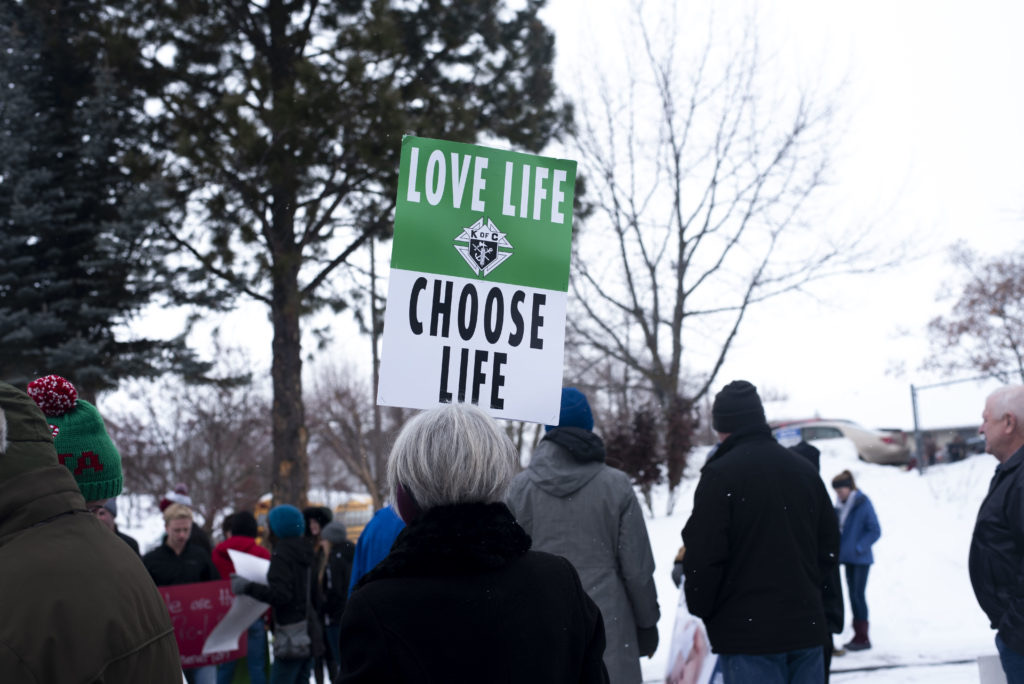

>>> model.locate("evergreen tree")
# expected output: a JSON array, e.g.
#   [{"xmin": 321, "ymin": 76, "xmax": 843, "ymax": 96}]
[
  {"xmin": 0, "ymin": 0, "xmax": 200, "ymax": 400},
  {"xmin": 123, "ymin": 0, "xmax": 573, "ymax": 505}
]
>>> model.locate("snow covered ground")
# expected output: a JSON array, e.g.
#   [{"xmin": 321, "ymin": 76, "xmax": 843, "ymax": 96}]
[
  {"xmin": 123, "ymin": 437, "xmax": 1001, "ymax": 683},
  {"xmin": 640, "ymin": 439, "xmax": 999, "ymax": 684}
]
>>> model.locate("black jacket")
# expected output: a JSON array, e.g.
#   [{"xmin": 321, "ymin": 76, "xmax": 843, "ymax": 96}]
[
  {"xmin": 682, "ymin": 425, "xmax": 840, "ymax": 654},
  {"xmin": 969, "ymin": 445, "xmax": 1024, "ymax": 654},
  {"xmin": 324, "ymin": 540, "xmax": 355, "ymax": 625},
  {"xmin": 337, "ymin": 502, "xmax": 609, "ymax": 684},
  {"xmin": 143, "ymin": 541, "xmax": 220, "ymax": 586},
  {"xmin": 116, "ymin": 527, "xmax": 141, "ymax": 555},
  {"xmin": 246, "ymin": 536, "xmax": 315, "ymax": 626}
]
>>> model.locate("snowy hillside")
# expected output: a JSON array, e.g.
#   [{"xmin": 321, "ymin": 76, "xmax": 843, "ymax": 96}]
[{"xmin": 641, "ymin": 440, "xmax": 999, "ymax": 683}]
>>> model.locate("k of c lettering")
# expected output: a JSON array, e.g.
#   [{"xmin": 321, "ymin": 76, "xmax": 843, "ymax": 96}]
[{"xmin": 58, "ymin": 450, "xmax": 104, "ymax": 474}]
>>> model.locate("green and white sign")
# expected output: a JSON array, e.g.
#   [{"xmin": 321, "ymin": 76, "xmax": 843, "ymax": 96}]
[{"xmin": 377, "ymin": 136, "xmax": 577, "ymax": 424}]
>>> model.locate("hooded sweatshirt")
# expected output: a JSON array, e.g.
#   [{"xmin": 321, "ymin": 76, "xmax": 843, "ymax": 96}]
[{"xmin": 506, "ymin": 427, "xmax": 659, "ymax": 684}]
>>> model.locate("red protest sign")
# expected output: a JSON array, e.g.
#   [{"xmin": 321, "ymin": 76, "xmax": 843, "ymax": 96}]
[{"xmin": 158, "ymin": 580, "xmax": 246, "ymax": 668}]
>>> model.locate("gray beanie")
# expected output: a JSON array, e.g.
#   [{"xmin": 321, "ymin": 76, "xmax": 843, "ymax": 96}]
[{"xmin": 321, "ymin": 520, "xmax": 348, "ymax": 545}]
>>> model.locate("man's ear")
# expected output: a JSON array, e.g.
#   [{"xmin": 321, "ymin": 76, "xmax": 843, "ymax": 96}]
[{"xmin": 1008, "ymin": 412, "xmax": 1021, "ymax": 435}]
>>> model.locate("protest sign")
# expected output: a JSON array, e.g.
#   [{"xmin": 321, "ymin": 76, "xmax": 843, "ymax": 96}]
[
  {"xmin": 665, "ymin": 582, "xmax": 720, "ymax": 684},
  {"xmin": 158, "ymin": 580, "xmax": 246, "ymax": 668},
  {"xmin": 377, "ymin": 136, "xmax": 577, "ymax": 424}
]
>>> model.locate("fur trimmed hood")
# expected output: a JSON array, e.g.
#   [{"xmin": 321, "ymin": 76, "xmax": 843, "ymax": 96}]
[{"xmin": 358, "ymin": 502, "xmax": 530, "ymax": 588}]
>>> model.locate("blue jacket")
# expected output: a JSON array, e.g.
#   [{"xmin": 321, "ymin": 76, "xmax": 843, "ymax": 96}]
[
  {"xmin": 836, "ymin": 491, "xmax": 881, "ymax": 565},
  {"xmin": 348, "ymin": 505, "xmax": 406, "ymax": 595}
]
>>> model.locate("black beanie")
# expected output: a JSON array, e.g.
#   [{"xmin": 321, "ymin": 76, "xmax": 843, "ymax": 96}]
[
  {"xmin": 230, "ymin": 510, "xmax": 259, "ymax": 538},
  {"xmin": 712, "ymin": 380, "xmax": 767, "ymax": 433},
  {"xmin": 303, "ymin": 505, "xmax": 333, "ymax": 534}
]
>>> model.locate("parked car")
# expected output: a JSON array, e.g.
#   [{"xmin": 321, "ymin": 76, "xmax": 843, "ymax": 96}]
[
  {"xmin": 966, "ymin": 434, "xmax": 986, "ymax": 454},
  {"xmin": 771, "ymin": 419, "xmax": 911, "ymax": 465}
]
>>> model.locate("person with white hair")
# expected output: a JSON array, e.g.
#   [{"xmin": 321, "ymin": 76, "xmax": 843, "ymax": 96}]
[
  {"xmin": 970, "ymin": 385, "xmax": 1024, "ymax": 683},
  {"xmin": 335, "ymin": 403, "xmax": 609, "ymax": 683}
]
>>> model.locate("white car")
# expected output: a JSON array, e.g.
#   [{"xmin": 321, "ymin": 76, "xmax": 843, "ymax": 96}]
[{"xmin": 772, "ymin": 419, "xmax": 911, "ymax": 465}]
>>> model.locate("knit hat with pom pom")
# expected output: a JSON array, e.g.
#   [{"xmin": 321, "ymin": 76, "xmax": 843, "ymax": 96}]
[{"xmin": 26, "ymin": 375, "xmax": 123, "ymax": 502}]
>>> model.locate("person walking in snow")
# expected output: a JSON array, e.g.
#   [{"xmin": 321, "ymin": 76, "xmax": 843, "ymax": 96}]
[
  {"xmin": 682, "ymin": 380, "xmax": 839, "ymax": 684},
  {"xmin": 337, "ymin": 403, "xmax": 609, "ymax": 683},
  {"xmin": 0, "ymin": 381, "xmax": 182, "ymax": 682},
  {"xmin": 831, "ymin": 470, "xmax": 881, "ymax": 652},
  {"xmin": 970, "ymin": 385, "xmax": 1024, "ymax": 683},
  {"xmin": 506, "ymin": 387, "xmax": 660, "ymax": 684}
]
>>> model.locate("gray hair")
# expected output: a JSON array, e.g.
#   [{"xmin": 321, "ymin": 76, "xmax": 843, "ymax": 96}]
[
  {"xmin": 988, "ymin": 385, "xmax": 1024, "ymax": 432},
  {"xmin": 387, "ymin": 403, "xmax": 518, "ymax": 511}
]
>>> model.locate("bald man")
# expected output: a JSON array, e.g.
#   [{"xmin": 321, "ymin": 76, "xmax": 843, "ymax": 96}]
[{"xmin": 970, "ymin": 385, "xmax": 1024, "ymax": 684}]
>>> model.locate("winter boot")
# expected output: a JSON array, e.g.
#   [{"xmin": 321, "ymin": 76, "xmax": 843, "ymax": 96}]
[{"xmin": 844, "ymin": 620, "xmax": 871, "ymax": 651}]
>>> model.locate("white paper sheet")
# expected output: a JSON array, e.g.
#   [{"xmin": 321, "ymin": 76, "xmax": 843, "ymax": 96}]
[
  {"xmin": 201, "ymin": 550, "xmax": 272, "ymax": 655},
  {"xmin": 228, "ymin": 548, "xmax": 271, "ymax": 583}
]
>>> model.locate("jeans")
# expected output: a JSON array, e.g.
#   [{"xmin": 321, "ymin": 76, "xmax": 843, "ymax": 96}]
[
  {"xmin": 325, "ymin": 623, "xmax": 342, "ymax": 677},
  {"xmin": 270, "ymin": 657, "xmax": 312, "ymax": 684},
  {"xmin": 997, "ymin": 633, "xmax": 1024, "ymax": 684},
  {"xmin": 844, "ymin": 563, "xmax": 870, "ymax": 622},
  {"xmin": 719, "ymin": 646, "xmax": 824, "ymax": 684},
  {"xmin": 184, "ymin": 665, "xmax": 217, "ymax": 684},
  {"xmin": 217, "ymin": 618, "xmax": 268, "ymax": 684}
]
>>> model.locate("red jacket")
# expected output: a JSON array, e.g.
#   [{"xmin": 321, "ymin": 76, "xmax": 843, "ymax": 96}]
[{"xmin": 213, "ymin": 535, "xmax": 271, "ymax": 579}]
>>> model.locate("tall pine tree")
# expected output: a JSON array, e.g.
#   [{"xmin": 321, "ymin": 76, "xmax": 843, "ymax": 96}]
[
  {"xmin": 0, "ymin": 0, "xmax": 201, "ymax": 400},
  {"xmin": 123, "ymin": 0, "xmax": 573, "ymax": 505}
]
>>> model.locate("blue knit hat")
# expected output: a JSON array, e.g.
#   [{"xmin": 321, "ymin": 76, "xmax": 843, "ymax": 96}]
[
  {"xmin": 545, "ymin": 387, "xmax": 594, "ymax": 433},
  {"xmin": 267, "ymin": 504, "xmax": 305, "ymax": 539}
]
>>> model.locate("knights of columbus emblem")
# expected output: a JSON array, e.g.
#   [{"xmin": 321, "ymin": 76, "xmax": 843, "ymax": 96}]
[{"xmin": 453, "ymin": 218, "xmax": 513, "ymax": 277}]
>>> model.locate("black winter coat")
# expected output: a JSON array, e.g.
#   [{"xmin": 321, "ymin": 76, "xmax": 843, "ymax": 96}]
[
  {"xmin": 337, "ymin": 502, "xmax": 609, "ymax": 684},
  {"xmin": 246, "ymin": 536, "xmax": 316, "ymax": 627},
  {"xmin": 682, "ymin": 425, "xmax": 840, "ymax": 654},
  {"xmin": 143, "ymin": 541, "xmax": 220, "ymax": 586},
  {"xmin": 969, "ymin": 445, "xmax": 1024, "ymax": 654},
  {"xmin": 324, "ymin": 540, "xmax": 355, "ymax": 626}
]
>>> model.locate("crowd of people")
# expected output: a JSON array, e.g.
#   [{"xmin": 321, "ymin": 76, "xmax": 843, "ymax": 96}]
[{"xmin": 1, "ymin": 372, "xmax": 1023, "ymax": 684}]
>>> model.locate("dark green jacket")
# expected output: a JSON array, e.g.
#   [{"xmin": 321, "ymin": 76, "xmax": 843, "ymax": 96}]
[{"xmin": 0, "ymin": 380, "xmax": 182, "ymax": 683}]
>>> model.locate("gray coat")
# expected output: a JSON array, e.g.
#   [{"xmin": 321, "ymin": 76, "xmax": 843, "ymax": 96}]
[{"xmin": 506, "ymin": 428, "xmax": 659, "ymax": 684}]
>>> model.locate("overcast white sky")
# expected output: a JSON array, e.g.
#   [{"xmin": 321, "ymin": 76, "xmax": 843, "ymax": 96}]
[
  {"xmin": 540, "ymin": 0, "xmax": 1024, "ymax": 430},
  {"xmin": 130, "ymin": 1, "xmax": 1023, "ymax": 435}
]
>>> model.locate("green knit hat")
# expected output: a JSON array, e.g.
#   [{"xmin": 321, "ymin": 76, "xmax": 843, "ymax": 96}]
[{"xmin": 26, "ymin": 375, "xmax": 123, "ymax": 501}]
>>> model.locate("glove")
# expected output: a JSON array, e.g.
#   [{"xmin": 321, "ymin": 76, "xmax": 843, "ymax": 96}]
[
  {"xmin": 671, "ymin": 560, "xmax": 684, "ymax": 588},
  {"xmin": 637, "ymin": 625, "xmax": 659, "ymax": 658},
  {"xmin": 230, "ymin": 573, "xmax": 252, "ymax": 596}
]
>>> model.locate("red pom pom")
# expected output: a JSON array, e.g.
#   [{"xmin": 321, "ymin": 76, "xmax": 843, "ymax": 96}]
[{"xmin": 26, "ymin": 375, "xmax": 78, "ymax": 417}]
